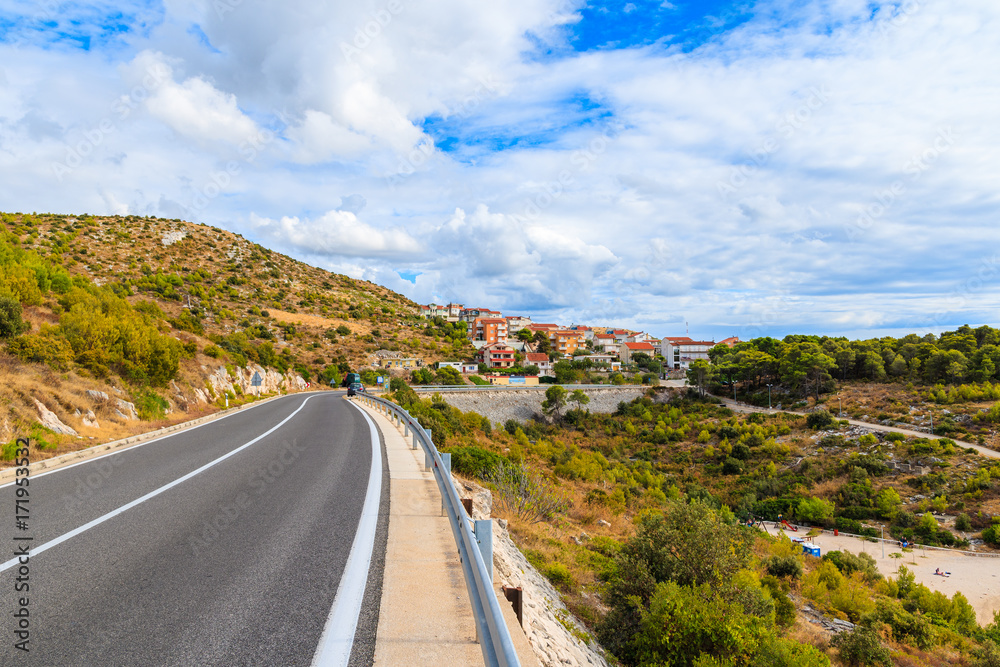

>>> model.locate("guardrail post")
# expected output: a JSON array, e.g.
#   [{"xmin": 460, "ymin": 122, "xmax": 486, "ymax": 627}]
[
  {"xmin": 474, "ymin": 519, "xmax": 494, "ymax": 583},
  {"xmin": 440, "ymin": 453, "xmax": 451, "ymax": 516}
]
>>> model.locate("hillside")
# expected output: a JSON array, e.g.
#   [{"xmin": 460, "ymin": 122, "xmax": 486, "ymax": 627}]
[
  {"xmin": 0, "ymin": 211, "xmax": 470, "ymax": 465},
  {"xmin": 388, "ymin": 383, "xmax": 1000, "ymax": 666}
]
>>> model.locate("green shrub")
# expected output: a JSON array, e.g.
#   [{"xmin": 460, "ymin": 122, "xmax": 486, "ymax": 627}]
[
  {"xmin": 7, "ymin": 327, "xmax": 74, "ymax": 369},
  {"xmin": 0, "ymin": 294, "xmax": 27, "ymax": 338},
  {"xmin": 447, "ymin": 446, "xmax": 505, "ymax": 478},
  {"xmin": 765, "ymin": 554, "xmax": 804, "ymax": 580},
  {"xmin": 956, "ymin": 513, "xmax": 972, "ymax": 531},
  {"xmin": 544, "ymin": 562, "xmax": 573, "ymax": 589},
  {"xmin": 806, "ymin": 409, "xmax": 835, "ymax": 430},
  {"xmin": 822, "ymin": 551, "xmax": 881, "ymax": 582},
  {"xmin": 133, "ymin": 390, "xmax": 169, "ymax": 421},
  {"xmin": 831, "ymin": 627, "xmax": 891, "ymax": 666}
]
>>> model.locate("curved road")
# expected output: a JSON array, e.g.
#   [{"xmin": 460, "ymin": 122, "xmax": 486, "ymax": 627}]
[{"xmin": 0, "ymin": 392, "xmax": 388, "ymax": 666}]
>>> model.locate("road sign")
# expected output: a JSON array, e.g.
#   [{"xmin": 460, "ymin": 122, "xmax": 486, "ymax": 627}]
[
  {"xmin": 377, "ymin": 376, "xmax": 384, "ymax": 385},
  {"xmin": 251, "ymin": 371, "xmax": 263, "ymax": 387}
]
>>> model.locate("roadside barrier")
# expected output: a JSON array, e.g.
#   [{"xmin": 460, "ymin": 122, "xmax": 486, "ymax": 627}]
[{"xmin": 355, "ymin": 394, "xmax": 521, "ymax": 667}]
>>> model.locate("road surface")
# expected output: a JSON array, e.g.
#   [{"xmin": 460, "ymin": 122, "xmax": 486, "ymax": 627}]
[{"xmin": 0, "ymin": 393, "xmax": 389, "ymax": 666}]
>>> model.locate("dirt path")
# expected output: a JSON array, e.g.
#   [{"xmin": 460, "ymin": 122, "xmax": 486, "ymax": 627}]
[
  {"xmin": 716, "ymin": 397, "xmax": 1000, "ymax": 460},
  {"xmin": 764, "ymin": 524, "xmax": 1000, "ymax": 624}
]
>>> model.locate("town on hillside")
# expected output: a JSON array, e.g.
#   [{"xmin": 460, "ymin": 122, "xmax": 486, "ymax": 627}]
[{"xmin": 368, "ymin": 302, "xmax": 740, "ymax": 385}]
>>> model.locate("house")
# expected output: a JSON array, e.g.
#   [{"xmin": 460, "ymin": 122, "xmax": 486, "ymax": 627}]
[
  {"xmin": 506, "ymin": 315, "xmax": 532, "ymax": 332},
  {"xmin": 577, "ymin": 353, "xmax": 616, "ymax": 366},
  {"xmin": 627, "ymin": 332, "xmax": 652, "ymax": 343},
  {"xmin": 472, "ymin": 317, "xmax": 509, "ymax": 344},
  {"xmin": 437, "ymin": 361, "xmax": 462, "ymax": 371},
  {"xmin": 460, "ymin": 307, "xmax": 503, "ymax": 323},
  {"xmin": 479, "ymin": 343, "xmax": 516, "ymax": 369},
  {"xmin": 525, "ymin": 352, "xmax": 553, "ymax": 376},
  {"xmin": 621, "ymin": 341, "xmax": 657, "ymax": 365},
  {"xmin": 549, "ymin": 329, "xmax": 585, "ymax": 356},
  {"xmin": 718, "ymin": 336, "xmax": 741, "ymax": 347},
  {"xmin": 570, "ymin": 325, "xmax": 594, "ymax": 341},
  {"xmin": 612, "ymin": 329, "xmax": 631, "ymax": 344},
  {"xmin": 460, "ymin": 362, "xmax": 479, "ymax": 374},
  {"xmin": 421, "ymin": 303, "xmax": 464, "ymax": 321},
  {"xmin": 661, "ymin": 336, "xmax": 717, "ymax": 370},
  {"xmin": 593, "ymin": 333, "xmax": 619, "ymax": 355}
]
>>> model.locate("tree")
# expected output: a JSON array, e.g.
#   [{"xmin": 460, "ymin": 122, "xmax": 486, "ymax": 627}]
[
  {"xmin": 687, "ymin": 359, "xmax": 713, "ymax": 395},
  {"xmin": 889, "ymin": 353, "xmax": 909, "ymax": 378},
  {"xmin": 516, "ymin": 328, "xmax": 534, "ymax": 342},
  {"xmin": 0, "ymin": 294, "xmax": 27, "ymax": 339},
  {"xmin": 779, "ymin": 342, "xmax": 836, "ymax": 399},
  {"xmin": 542, "ymin": 385, "xmax": 567, "ymax": 417},
  {"xmin": 569, "ymin": 389, "xmax": 590, "ymax": 410}
]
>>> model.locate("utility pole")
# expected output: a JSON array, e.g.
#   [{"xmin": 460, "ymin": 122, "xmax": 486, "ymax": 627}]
[{"xmin": 767, "ymin": 384, "xmax": 773, "ymax": 411}]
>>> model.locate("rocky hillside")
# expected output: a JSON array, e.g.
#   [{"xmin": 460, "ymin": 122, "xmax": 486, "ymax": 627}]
[{"xmin": 0, "ymin": 211, "xmax": 468, "ymax": 465}]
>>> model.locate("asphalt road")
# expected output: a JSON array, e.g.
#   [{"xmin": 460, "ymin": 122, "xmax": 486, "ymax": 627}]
[{"xmin": 0, "ymin": 392, "xmax": 388, "ymax": 666}]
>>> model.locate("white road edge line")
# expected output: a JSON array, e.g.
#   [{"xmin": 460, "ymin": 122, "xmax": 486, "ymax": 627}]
[
  {"xmin": 0, "ymin": 392, "xmax": 322, "ymax": 490},
  {"xmin": 0, "ymin": 396, "xmax": 315, "ymax": 573},
  {"xmin": 311, "ymin": 401, "xmax": 383, "ymax": 667}
]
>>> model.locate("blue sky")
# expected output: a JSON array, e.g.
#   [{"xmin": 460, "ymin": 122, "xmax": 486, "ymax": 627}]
[{"xmin": 0, "ymin": 0, "xmax": 998, "ymax": 341}]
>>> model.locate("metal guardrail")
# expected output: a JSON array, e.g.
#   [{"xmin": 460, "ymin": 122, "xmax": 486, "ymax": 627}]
[{"xmin": 354, "ymin": 394, "xmax": 521, "ymax": 667}]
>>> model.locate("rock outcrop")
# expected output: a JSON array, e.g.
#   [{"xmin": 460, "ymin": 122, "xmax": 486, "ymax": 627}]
[
  {"xmin": 458, "ymin": 477, "xmax": 609, "ymax": 667},
  {"xmin": 198, "ymin": 364, "xmax": 309, "ymax": 403},
  {"xmin": 34, "ymin": 399, "xmax": 78, "ymax": 436}
]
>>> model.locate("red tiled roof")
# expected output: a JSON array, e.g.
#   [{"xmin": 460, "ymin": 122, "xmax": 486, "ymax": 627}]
[
  {"xmin": 526, "ymin": 353, "xmax": 549, "ymax": 362},
  {"xmin": 624, "ymin": 342, "xmax": 656, "ymax": 350}
]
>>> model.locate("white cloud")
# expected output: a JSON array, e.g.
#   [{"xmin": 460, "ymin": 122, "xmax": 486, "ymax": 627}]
[
  {"xmin": 249, "ymin": 210, "xmax": 422, "ymax": 259},
  {"xmin": 1, "ymin": 0, "xmax": 999, "ymax": 339}
]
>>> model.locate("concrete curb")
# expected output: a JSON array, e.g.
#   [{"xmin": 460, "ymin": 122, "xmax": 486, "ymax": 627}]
[{"xmin": 0, "ymin": 389, "xmax": 335, "ymax": 484}]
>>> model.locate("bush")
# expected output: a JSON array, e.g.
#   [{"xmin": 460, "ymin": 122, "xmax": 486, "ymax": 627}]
[
  {"xmin": 544, "ymin": 562, "xmax": 573, "ymax": 589},
  {"xmin": 956, "ymin": 513, "xmax": 972, "ymax": 531},
  {"xmin": 133, "ymin": 390, "xmax": 169, "ymax": 421},
  {"xmin": 797, "ymin": 497, "xmax": 835, "ymax": 523},
  {"xmin": 447, "ymin": 446, "xmax": 505, "ymax": 478},
  {"xmin": 822, "ymin": 551, "xmax": 880, "ymax": 582},
  {"xmin": 765, "ymin": 554, "xmax": 804, "ymax": 580},
  {"xmin": 832, "ymin": 627, "xmax": 891, "ymax": 667},
  {"xmin": 7, "ymin": 328, "xmax": 74, "ymax": 369},
  {"xmin": 806, "ymin": 409, "xmax": 836, "ymax": 430},
  {"xmin": 0, "ymin": 294, "xmax": 27, "ymax": 339},
  {"xmin": 483, "ymin": 460, "xmax": 567, "ymax": 523},
  {"xmin": 722, "ymin": 457, "xmax": 743, "ymax": 475}
]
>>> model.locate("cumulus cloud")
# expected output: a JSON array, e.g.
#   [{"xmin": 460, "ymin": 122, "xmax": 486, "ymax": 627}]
[
  {"xmin": 249, "ymin": 210, "xmax": 422, "ymax": 259},
  {"xmin": 0, "ymin": 0, "xmax": 999, "ymax": 338}
]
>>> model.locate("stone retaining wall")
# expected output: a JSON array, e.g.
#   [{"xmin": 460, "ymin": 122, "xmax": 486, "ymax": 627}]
[{"xmin": 439, "ymin": 387, "xmax": 649, "ymax": 424}]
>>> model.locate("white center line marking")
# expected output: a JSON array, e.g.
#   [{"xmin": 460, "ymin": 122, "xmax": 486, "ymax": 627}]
[{"xmin": 0, "ymin": 396, "xmax": 315, "ymax": 573}]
